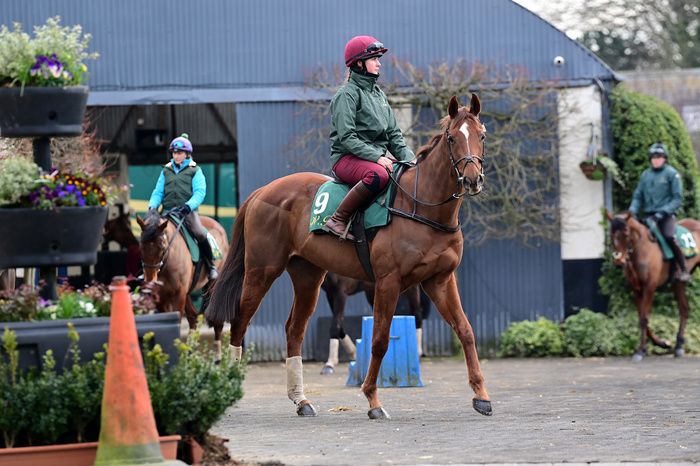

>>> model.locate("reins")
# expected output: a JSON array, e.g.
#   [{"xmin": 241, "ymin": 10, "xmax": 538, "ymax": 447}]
[{"xmin": 387, "ymin": 126, "xmax": 484, "ymax": 233}]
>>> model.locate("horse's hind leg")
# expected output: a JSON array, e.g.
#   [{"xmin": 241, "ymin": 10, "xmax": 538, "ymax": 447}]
[
  {"xmin": 423, "ymin": 272, "xmax": 491, "ymax": 416},
  {"xmin": 285, "ymin": 257, "xmax": 326, "ymax": 416},
  {"xmin": 672, "ymin": 282, "xmax": 689, "ymax": 357},
  {"xmin": 228, "ymin": 266, "xmax": 284, "ymax": 360},
  {"xmin": 321, "ymin": 282, "xmax": 349, "ymax": 375}
]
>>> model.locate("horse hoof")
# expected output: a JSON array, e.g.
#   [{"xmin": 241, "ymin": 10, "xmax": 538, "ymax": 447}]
[
  {"xmin": 214, "ymin": 359, "xmax": 221, "ymax": 365},
  {"xmin": 632, "ymin": 352, "xmax": 645, "ymax": 362},
  {"xmin": 473, "ymin": 398, "xmax": 493, "ymax": 416},
  {"xmin": 320, "ymin": 365, "xmax": 334, "ymax": 375},
  {"xmin": 367, "ymin": 407, "xmax": 391, "ymax": 420},
  {"xmin": 657, "ymin": 339, "xmax": 672, "ymax": 350},
  {"xmin": 675, "ymin": 348, "xmax": 685, "ymax": 358},
  {"xmin": 296, "ymin": 402, "xmax": 318, "ymax": 417}
]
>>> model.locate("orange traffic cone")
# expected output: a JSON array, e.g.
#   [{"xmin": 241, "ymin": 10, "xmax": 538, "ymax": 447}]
[{"xmin": 94, "ymin": 276, "xmax": 186, "ymax": 466}]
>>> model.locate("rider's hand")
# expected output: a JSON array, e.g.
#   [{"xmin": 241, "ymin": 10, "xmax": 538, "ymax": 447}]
[
  {"xmin": 377, "ymin": 156, "xmax": 394, "ymax": 172},
  {"xmin": 175, "ymin": 204, "xmax": 192, "ymax": 217}
]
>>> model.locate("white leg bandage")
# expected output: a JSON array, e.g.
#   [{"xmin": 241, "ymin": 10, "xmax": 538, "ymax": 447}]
[
  {"xmin": 286, "ymin": 356, "xmax": 307, "ymax": 405},
  {"xmin": 231, "ymin": 345, "xmax": 242, "ymax": 362},
  {"xmin": 341, "ymin": 334, "xmax": 356, "ymax": 360},
  {"xmin": 325, "ymin": 339, "xmax": 339, "ymax": 368},
  {"xmin": 416, "ymin": 328, "xmax": 423, "ymax": 357}
]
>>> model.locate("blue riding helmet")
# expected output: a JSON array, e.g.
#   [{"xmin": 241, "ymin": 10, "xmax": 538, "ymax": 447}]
[{"xmin": 169, "ymin": 133, "xmax": 193, "ymax": 154}]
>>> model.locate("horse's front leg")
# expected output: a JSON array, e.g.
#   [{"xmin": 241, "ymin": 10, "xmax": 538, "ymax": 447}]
[
  {"xmin": 361, "ymin": 278, "xmax": 400, "ymax": 420},
  {"xmin": 423, "ymin": 272, "xmax": 491, "ymax": 416},
  {"xmin": 672, "ymin": 281, "xmax": 689, "ymax": 357},
  {"xmin": 633, "ymin": 289, "xmax": 654, "ymax": 362}
]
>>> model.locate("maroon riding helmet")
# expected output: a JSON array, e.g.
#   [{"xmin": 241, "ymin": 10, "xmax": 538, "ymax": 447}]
[{"xmin": 344, "ymin": 35, "xmax": 388, "ymax": 67}]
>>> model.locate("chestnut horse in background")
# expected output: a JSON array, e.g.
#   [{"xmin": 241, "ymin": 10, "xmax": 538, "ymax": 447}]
[
  {"xmin": 207, "ymin": 95, "xmax": 491, "ymax": 419},
  {"xmin": 319, "ymin": 272, "xmax": 431, "ymax": 375},
  {"xmin": 136, "ymin": 209, "xmax": 230, "ymax": 359},
  {"xmin": 607, "ymin": 211, "xmax": 700, "ymax": 361}
]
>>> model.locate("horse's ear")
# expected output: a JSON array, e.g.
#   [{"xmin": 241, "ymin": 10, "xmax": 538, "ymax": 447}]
[
  {"xmin": 606, "ymin": 209, "xmax": 614, "ymax": 221},
  {"xmin": 136, "ymin": 215, "xmax": 145, "ymax": 230},
  {"xmin": 157, "ymin": 220, "xmax": 168, "ymax": 233},
  {"xmin": 469, "ymin": 93, "xmax": 481, "ymax": 117},
  {"xmin": 448, "ymin": 96, "xmax": 459, "ymax": 119},
  {"xmin": 623, "ymin": 212, "xmax": 631, "ymax": 221}
]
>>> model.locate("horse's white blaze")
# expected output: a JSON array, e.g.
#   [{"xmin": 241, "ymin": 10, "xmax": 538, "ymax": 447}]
[{"xmin": 459, "ymin": 122, "xmax": 470, "ymax": 145}]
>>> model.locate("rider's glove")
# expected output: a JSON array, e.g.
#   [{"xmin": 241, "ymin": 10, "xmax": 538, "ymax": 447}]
[
  {"xmin": 175, "ymin": 204, "xmax": 192, "ymax": 217},
  {"xmin": 653, "ymin": 211, "xmax": 665, "ymax": 221}
]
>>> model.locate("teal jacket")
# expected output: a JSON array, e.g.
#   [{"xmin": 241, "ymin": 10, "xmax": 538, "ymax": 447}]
[
  {"xmin": 629, "ymin": 164, "xmax": 683, "ymax": 216},
  {"xmin": 329, "ymin": 71, "xmax": 414, "ymax": 166},
  {"xmin": 148, "ymin": 158, "xmax": 206, "ymax": 211}
]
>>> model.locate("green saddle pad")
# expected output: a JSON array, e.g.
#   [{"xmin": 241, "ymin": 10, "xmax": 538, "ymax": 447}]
[
  {"xmin": 645, "ymin": 218, "xmax": 699, "ymax": 260},
  {"xmin": 168, "ymin": 215, "xmax": 223, "ymax": 263},
  {"xmin": 309, "ymin": 180, "xmax": 391, "ymax": 233}
]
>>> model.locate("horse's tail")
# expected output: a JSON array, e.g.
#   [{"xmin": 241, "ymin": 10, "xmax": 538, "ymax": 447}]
[{"xmin": 206, "ymin": 201, "xmax": 248, "ymax": 326}]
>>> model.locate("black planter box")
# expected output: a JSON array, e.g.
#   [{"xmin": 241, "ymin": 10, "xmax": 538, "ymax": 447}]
[
  {"xmin": 0, "ymin": 86, "xmax": 88, "ymax": 138},
  {"xmin": 0, "ymin": 206, "xmax": 108, "ymax": 268},
  {"xmin": 1, "ymin": 312, "xmax": 181, "ymax": 372}
]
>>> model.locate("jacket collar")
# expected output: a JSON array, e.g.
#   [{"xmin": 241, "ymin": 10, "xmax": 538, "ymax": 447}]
[
  {"xmin": 349, "ymin": 70, "xmax": 378, "ymax": 91},
  {"xmin": 165, "ymin": 157, "xmax": 195, "ymax": 172}
]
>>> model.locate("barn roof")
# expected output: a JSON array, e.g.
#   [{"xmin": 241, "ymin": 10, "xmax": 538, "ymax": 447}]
[{"xmin": 1, "ymin": 0, "xmax": 619, "ymax": 105}]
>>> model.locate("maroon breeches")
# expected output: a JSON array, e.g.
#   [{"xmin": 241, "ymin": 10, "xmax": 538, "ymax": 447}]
[{"xmin": 332, "ymin": 155, "xmax": 390, "ymax": 194}]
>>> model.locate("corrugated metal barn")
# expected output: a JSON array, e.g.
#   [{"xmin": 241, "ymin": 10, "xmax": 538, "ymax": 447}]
[{"xmin": 2, "ymin": 0, "xmax": 618, "ymax": 359}]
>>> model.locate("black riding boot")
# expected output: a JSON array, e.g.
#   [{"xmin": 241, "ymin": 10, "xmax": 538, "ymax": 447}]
[
  {"xmin": 323, "ymin": 182, "xmax": 374, "ymax": 241},
  {"xmin": 199, "ymin": 239, "xmax": 219, "ymax": 281},
  {"xmin": 669, "ymin": 238, "xmax": 691, "ymax": 282}
]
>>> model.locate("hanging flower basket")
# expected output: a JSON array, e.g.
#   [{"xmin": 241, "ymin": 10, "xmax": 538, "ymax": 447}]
[
  {"xmin": 0, "ymin": 86, "xmax": 88, "ymax": 138},
  {"xmin": 0, "ymin": 206, "xmax": 108, "ymax": 268},
  {"xmin": 579, "ymin": 160, "xmax": 607, "ymax": 181}
]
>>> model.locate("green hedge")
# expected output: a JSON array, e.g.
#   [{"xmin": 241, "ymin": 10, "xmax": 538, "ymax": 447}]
[{"xmin": 497, "ymin": 310, "xmax": 700, "ymax": 358}]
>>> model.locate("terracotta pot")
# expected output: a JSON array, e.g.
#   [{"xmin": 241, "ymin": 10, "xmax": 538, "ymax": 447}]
[
  {"xmin": 0, "ymin": 435, "xmax": 180, "ymax": 466},
  {"xmin": 181, "ymin": 436, "xmax": 205, "ymax": 465},
  {"xmin": 0, "ymin": 86, "xmax": 88, "ymax": 138},
  {"xmin": 0, "ymin": 206, "xmax": 108, "ymax": 268}
]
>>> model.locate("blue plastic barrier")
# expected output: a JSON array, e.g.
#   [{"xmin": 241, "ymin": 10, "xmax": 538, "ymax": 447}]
[{"xmin": 346, "ymin": 315, "xmax": 423, "ymax": 387}]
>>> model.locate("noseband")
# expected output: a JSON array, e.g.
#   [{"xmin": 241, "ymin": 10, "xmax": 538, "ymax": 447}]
[{"xmin": 446, "ymin": 129, "xmax": 484, "ymax": 197}]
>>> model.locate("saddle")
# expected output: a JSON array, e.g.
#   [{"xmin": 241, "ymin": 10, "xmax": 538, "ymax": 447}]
[
  {"xmin": 166, "ymin": 213, "xmax": 222, "ymax": 263},
  {"xmin": 644, "ymin": 218, "xmax": 698, "ymax": 260}
]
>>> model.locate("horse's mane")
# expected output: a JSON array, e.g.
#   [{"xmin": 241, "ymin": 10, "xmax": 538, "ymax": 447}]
[
  {"xmin": 141, "ymin": 209, "xmax": 164, "ymax": 242},
  {"xmin": 415, "ymin": 107, "xmax": 485, "ymax": 159}
]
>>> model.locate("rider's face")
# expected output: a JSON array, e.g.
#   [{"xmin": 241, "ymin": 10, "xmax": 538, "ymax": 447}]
[
  {"xmin": 364, "ymin": 57, "xmax": 381, "ymax": 75},
  {"xmin": 171, "ymin": 150, "xmax": 188, "ymax": 165},
  {"xmin": 650, "ymin": 154, "xmax": 666, "ymax": 169}
]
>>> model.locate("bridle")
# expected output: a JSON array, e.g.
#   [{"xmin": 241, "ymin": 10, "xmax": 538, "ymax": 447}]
[
  {"xmin": 141, "ymin": 216, "xmax": 184, "ymax": 275},
  {"xmin": 387, "ymin": 121, "xmax": 485, "ymax": 233}
]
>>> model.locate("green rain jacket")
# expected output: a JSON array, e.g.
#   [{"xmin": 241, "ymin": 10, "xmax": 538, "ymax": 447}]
[
  {"xmin": 629, "ymin": 164, "xmax": 683, "ymax": 216},
  {"xmin": 329, "ymin": 71, "xmax": 414, "ymax": 167}
]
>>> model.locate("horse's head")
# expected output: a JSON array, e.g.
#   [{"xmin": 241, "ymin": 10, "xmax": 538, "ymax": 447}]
[
  {"xmin": 103, "ymin": 211, "xmax": 138, "ymax": 249},
  {"xmin": 136, "ymin": 210, "xmax": 169, "ymax": 282},
  {"xmin": 444, "ymin": 94, "xmax": 486, "ymax": 196},
  {"xmin": 607, "ymin": 210, "xmax": 633, "ymax": 267}
]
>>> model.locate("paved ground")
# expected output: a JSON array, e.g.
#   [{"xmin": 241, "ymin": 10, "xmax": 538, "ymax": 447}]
[{"xmin": 211, "ymin": 356, "xmax": 700, "ymax": 466}]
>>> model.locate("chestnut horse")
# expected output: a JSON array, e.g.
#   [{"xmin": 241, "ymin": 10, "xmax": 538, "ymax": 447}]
[
  {"xmin": 607, "ymin": 211, "xmax": 700, "ymax": 361},
  {"xmin": 136, "ymin": 209, "xmax": 230, "ymax": 359},
  {"xmin": 319, "ymin": 272, "xmax": 431, "ymax": 375},
  {"xmin": 207, "ymin": 95, "xmax": 491, "ymax": 419}
]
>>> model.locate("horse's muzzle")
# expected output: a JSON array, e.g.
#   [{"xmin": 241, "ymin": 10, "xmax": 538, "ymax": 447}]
[{"xmin": 467, "ymin": 174, "xmax": 484, "ymax": 196}]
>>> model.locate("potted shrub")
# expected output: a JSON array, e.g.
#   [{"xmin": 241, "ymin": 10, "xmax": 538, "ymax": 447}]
[
  {"xmin": 579, "ymin": 153, "xmax": 625, "ymax": 186},
  {"xmin": 0, "ymin": 324, "xmax": 247, "ymax": 465},
  {"xmin": 0, "ymin": 16, "xmax": 97, "ymax": 137}
]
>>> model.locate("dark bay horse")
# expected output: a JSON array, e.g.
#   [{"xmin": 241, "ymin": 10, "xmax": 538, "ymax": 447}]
[
  {"xmin": 320, "ymin": 272, "xmax": 430, "ymax": 375},
  {"xmin": 207, "ymin": 94, "xmax": 491, "ymax": 419},
  {"xmin": 136, "ymin": 210, "xmax": 230, "ymax": 359},
  {"xmin": 607, "ymin": 211, "xmax": 700, "ymax": 360},
  {"xmin": 103, "ymin": 211, "xmax": 143, "ymax": 279}
]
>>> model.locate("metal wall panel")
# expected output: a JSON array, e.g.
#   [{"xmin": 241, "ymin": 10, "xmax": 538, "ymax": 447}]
[
  {"xmin": 459, "ymin": 239, "xmax": 564, "ymax": 356},
  {"xmin": 2, "ymin": 0, "xmax": 616, "ymax": 97}
]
